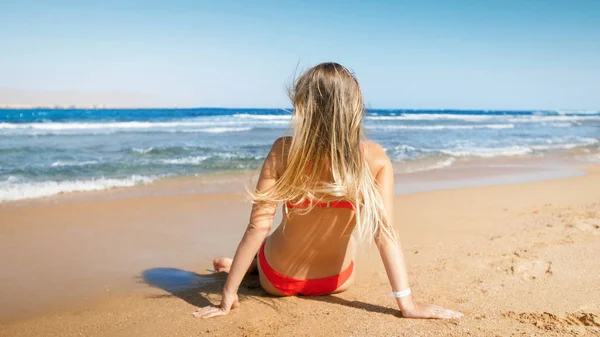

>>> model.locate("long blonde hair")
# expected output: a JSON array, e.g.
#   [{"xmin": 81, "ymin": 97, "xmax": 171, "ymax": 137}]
[{"xmin": 252, "ymin": 62, "xmax": 393, "ymax": 242}]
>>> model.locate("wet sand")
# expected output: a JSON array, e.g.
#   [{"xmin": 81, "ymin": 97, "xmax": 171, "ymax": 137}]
[{"xmin": 0, "ymin": 163, "xmax": 599, "ymax": 336}]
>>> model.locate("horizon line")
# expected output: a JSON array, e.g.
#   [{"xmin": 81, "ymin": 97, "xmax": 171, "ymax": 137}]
[{"xmin": 0, "ymin": 106, "xmax": 597, "ymax": 113}]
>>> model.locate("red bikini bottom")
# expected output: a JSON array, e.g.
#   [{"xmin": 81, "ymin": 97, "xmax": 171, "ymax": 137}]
[{"xmin": 258, "ymin": 242, "xmax": 354, "ymax": 296}]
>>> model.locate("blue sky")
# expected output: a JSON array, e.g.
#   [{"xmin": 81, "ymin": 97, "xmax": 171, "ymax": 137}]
[{"xmin": 1, "ymin": 0, "xmax": 599, "ymax": 109}]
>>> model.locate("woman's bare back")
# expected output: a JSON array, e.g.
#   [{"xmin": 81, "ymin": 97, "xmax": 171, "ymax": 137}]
[{"xmin": 262, "ymin": 138, "xmax": 387, "ymax": 280}]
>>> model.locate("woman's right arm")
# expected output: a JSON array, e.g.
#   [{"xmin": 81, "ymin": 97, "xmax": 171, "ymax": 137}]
[{"xmin": 373, "ymin": 146, "xmax": 463, "ymax": 319}]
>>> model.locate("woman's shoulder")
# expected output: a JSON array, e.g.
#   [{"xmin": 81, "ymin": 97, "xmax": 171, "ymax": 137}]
[
  {"xmin": 268, "ymin": 137, "xmax": 292, "ymax": 172},
  {"xmin": 362, "ymin": 141, "xmax": 389, "ymax": 161},
  {"xmin": 270, "ymin": 137, "xmax": 292, "ymax": 157},
  {"xmin": 272, "ymin": 136, "xmax": 293, "ymax": 149},
  {"xmin": 270, "ymin": 138, "xmax": 388, "ymax": 161},
  {"xmin": 362, "ymin": 141, "xmax": 392, "ymax": 176}
]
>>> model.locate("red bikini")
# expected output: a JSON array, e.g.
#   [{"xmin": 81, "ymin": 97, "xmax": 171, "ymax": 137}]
[{"xmin": 258, "ymin": 242, "xmax": 354, "ymax": 296}]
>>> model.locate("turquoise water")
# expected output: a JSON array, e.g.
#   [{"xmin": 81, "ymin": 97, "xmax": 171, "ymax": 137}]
[{"xmin": 0, "ymin": 108, "xmax": 598, "ymax": 201}]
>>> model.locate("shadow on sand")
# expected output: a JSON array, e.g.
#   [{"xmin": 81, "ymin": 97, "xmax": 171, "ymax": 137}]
[
  {"xmin": 140, "ymin": 267, "xmax": 268, "ymax": 308},
  {"xmin": 141, "ymin": 267, "xmax": 397, "ymax": 316},
  {"xmin": 300, "ymin": 295, "xmax": 399, "ymax": 316}
]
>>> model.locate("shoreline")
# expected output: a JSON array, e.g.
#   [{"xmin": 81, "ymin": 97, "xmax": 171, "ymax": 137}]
[
  {"xmin": 0, "ymin": 163, "xmax": 599, "ymax": 335},
  {"xmin": 2, "ymin": 150, "xmax": 598, "ymax": 206}
]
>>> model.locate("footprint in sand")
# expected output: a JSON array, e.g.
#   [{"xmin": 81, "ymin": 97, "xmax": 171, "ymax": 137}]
[
  {"xmin": 503, "ymin": 311, "xmax": 600, "ymax": 334},
  {"xmin": 491, "ymin": 248, "xmax": 553, "ymax": 281},
  {"xmin": 570, "ymin": 218, "xmax": 600, "ymax": 232},
  {"xmin": 511, "ymin": 259, "xmax": 553, "ymax": 281}
]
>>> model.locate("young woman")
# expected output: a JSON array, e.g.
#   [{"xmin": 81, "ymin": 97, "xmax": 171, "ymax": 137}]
[{"xmin": 194, "ymin": 63, "xmax": 463, "ymax": 320}]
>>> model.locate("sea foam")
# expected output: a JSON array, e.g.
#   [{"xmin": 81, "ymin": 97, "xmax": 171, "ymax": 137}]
[
  {"xmin": 366, "ymin": 124, "xmax": 515, "ymax": 131},
  {"xmin": 0, "ymin": 175, "xmax": 155, "ymax": 202}
]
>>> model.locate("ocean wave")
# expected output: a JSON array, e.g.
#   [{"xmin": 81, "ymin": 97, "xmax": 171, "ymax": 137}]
[
  {"xmin": 556, "ymin": 110, "xmax": 599, "ymax": 115},
  {"xmin": 507, "ymin": 115, "xmax": 600, "ymax": 123},
  {"xmin": 0, "ymin": 120, "xmax": 285, "ymax": 132},
  {"xmin": 50, "ymin": 160, "xmax": 99, "ymax": 167},
  {"xmin": 0, "ymin": 121, "xmax": 215, "ymax": 130},
  {"xmin": 441, "ymin": 146, "xmax": 533, "ymax": 158},
  {"xmin": 156, "ymin": 153, "xmax": 265, "ymax": 165},
  {"xmin": 529, "ymin": 138, "xmax": 599, "ymax": 150},
  {"xmin": 0, "ymin": 175, "xmax": 155, "ymax": 202},
  {"xmin": 179, "ymin": 127, "xmax": 252, "ymax": 133},
  {"xmin": 160, "ymin": 156, "xmax": 209, "ymax": 165},
  {"xmin": 542, "ymin": 122, "xmax": 573, "ymax": 128},
  {"xmin": 392, "ymin": 144, "xmax": 418, "ymax": 152},
  {"xmin": 438, "ymin": 139, "xmax": 598, "ymax": 158},
  {"xmin": 400, "ymin": 158, "xmax": 456, "ymax": 173},
  {"xmin": 364, "ymin": 113, "xmax": 600, "ymax": 123},
  {"xmin": 133, "ymin": 147, "xmax": 154, "ymax": 154},
  {"xmin": 366, "ymin": 124, "xmax": 514, "ymax": 131},
  {"xmin": 233, "ymin": 113, "xmax": 292, "ymax": 120},
  {"xmin": 365, "ymin": 114, "xmax": 493, "ymax": 121}
]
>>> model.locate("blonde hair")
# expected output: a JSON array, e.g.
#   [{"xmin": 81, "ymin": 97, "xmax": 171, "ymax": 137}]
[{"xmin": 252, "ymin": 62, "xmax": 393, "ymax": 242}]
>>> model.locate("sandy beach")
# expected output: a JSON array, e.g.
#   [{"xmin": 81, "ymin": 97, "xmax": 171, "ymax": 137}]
[
  {"xmin": 3, "ymin": 0, "xmax": 599, "ymax": 335},
  {"xmin": 1, "ymin": 163, "xmax": 599, "ymax": 336}
]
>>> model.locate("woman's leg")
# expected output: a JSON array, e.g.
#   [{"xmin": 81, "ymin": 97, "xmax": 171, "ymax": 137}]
[
  {"xmin": 212, "ymin": 235, "xmax": 270, "ymax": 273},
  {"xmin": 213, "ymin": 257, "xmax": 257, "ymax": 274}
]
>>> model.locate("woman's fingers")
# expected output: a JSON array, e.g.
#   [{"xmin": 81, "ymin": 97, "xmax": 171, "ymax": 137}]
[
  {"xmin": 192, "ymin": 306, "xmax": 227, "ymax": 319},
  {"xmin": 192, "ymin": 306, "xmax": 211, "ymax": 316},
  {"xmin": 199, "ymin": 309, "xmax": 227, "ymax": 319},
  {"xmin": 191, "ymin": 307, "xmax": 211, "ymax": 318},
  {"xmin": 191, "ymin": 292, "xmax": 239, "ymax": 319}
]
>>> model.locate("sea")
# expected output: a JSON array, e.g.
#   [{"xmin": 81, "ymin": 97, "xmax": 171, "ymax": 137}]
[{"xmin": 0, "ymin": 108, "xmax": 599, "ymax": 202}]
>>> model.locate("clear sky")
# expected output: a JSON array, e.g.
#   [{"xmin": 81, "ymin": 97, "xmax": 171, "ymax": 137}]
[{"xmin": 1, "ymin": 0, "xmax": 599, "ymax": 109}]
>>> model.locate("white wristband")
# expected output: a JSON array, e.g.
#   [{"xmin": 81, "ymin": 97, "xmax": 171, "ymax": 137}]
[{"xmin": 391, "ymin": 288, "xmax": 411, "ymax": 298}]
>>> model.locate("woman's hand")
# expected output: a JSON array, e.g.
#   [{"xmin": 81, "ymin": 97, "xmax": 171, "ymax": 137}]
[
  {"xmin": 192, "ymin": 291, "xmax": 239, "ymax": 319},
  {"xmin": 400, "ymin": 302, "xmax": 464, "ymax": 319}
]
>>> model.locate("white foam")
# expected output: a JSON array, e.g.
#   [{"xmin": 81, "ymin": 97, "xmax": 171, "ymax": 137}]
[
  {"xmin": 183, "ymin": 127, "xmax": 252, "ymax": 133},
  {"xmin": 401, "ymin": 158, "xmax": 456, "ymax": 173},
  {"xmin": 556, "ymin": 110, "xmax": 599, "ymax": 115},
  {"xmin": 132, "ymin": 147, "xmax": 154, "ymax": 154},
  {"xmin": 543, "ymin": 122, "xmax": 573, "ymax": 128},
  {"xmin": 50, "ymin": 160, "xmax": 99, "ymax": 167},
  {"xmin": 215, "ymin": 153, "xmax": 265, "ymax": 160},
  {"xmin": 508, "ymin": 115, "xmax": 600, "ymax": 123},
  {"xmin": 366, "ymin": 114, "xmax": 493, "ymax": 122},
  {"xmin": 233, "ymin": 113, "xmax": 292, "ymax": 120},
  {"xmin": 393, "ymin": 144, "xmax": 417, "ymax": 152},
  {"xmin": 0, "ymin": 121, "xmax": 287, "ymax": 135},
  {"xmin": 366, "ymin": 124, "xmax": 514, "ymax": 131},
  {"xmin": 441, "ymin": 146, "xmax": 533, "ymax": 158},
  {"xmin": 0, "ymin": 175, "xmax": 155, "ymax": 202},
  {"xmin": 530, "ymin": 138, "xmax": 599, "ymax": 150},
  {"xmin": 439, "ymin": 138, "xmax": 599, "ymax": 157},
  {"xmin": 159, "ymin": 153, "xmax": 264, "ymax": 164},
  {"xmin": 0, "ymin": 121, "xmax": 213, "ymax": 130},
  {"xmin": 161, "ymin": 156, "xmax": 209, "ymax": 165}
]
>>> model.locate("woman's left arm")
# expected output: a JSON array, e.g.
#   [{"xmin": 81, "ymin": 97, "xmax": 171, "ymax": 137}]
[{"xmin": 193, "ymin": 138, "xmax": 283, "ymax": 318}]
